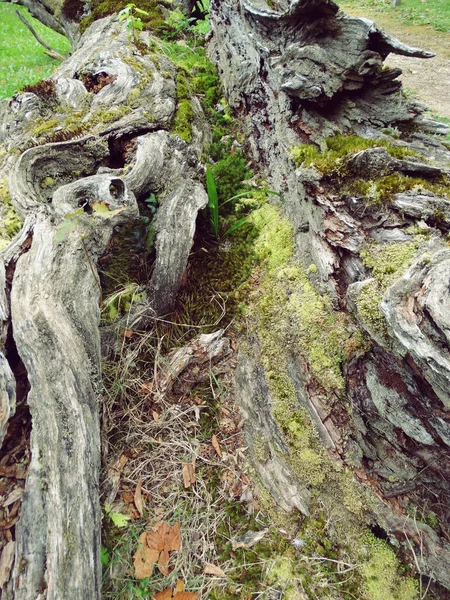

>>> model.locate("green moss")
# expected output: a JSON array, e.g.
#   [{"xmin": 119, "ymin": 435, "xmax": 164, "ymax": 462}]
[
  {"xmin": 209, "ymin": 150, "xmax": 252, "ymax": 204},
  {"xmin": 360, "ymin": 240, "xmax": 425, "ymax": 285},
  {"xmin": 356, "ymin": 237, "xmax": 428, "ymax": 336},
  {"xmin": 356, "ymin": 281, "xmax": 388, "ymax": 337},
  {"xmin": 172, "ymin": 99, "xmax": 194, "ymax": 143},
  {"xmin": 0, "ymin": 179, "xmax": 22, "ymax": 249},
  {"xmin": 361, "ymin": 534, "xmax": 418, "ymax": 600},
  {"xmin": 80, "ymin": 0, "xmax": 167, "ymax": 34},
  {"xmin": 84, "ymin": 105, "xmax": 132, "ymax": 129},
  {"xmin": 30, "ymin": 117, "xmax": 60, "ymax": 137},
  {"xmin": 40, "ymin": 176, "xmax": 55, "ymax": 189},
  {"xmin": 290, "ymin": 135, "xmax": 417, "ymax": 175},
  {"xmin": 101, "ymin": 283, "xmax": 144, "ymax": 323}
]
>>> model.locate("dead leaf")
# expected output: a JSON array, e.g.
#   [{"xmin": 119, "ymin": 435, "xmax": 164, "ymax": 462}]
[
  {"xmin": 2, "ymin": 487, "xmax": 23, "ymax": 508},
  {"xmin": 182, "ymin": 462, "xmax": 195, "ymax": 488},
  {"xmin": 123, "ymin": 328, "xmax": 134, "ymax": 339},
  {"xmin": 134, "ymin": 521, "xmax": 181, "ymax": 579},
  {"xmin": 134, "ymin": 532, "xmax": 160, "ymax": 579},
  {"xmin": 174, "ymin": 580, "xmax": 185, "ymax": 593},
  {"xmin": 152, "ymin": 410, "xmax": 160, "ymax": 421},
  {"xmin": 134, "ymin": 478, "xmax": 144, "ymax": 517},
  {"xmin": 231, "ymin": 529, "xmax": 268, "ymax": 550},
  {"xmin": 211, "ymin": 435, "xmax": 222, "ymax": 458},
  {"xmin": 123, "ymin": 491, "xmax": 134, "ymax": 504},
  {"xmin": 137, "ymin": 382, "xmax": 153, "ymax": 394},
  {"xmin": 204, "ymin": 563, "xmax": 226, "ymax": 577},
  {"xmin": 153, "ymin": 585, "xmax": 198, "ymax": 600},
  {"xmin": 153, "ymin": 589, "xmax": 173, "ymax": 600},
  {"xmin": 106, "ymin": 453, "xmax": 128, "ymax": 504},
  {"xmin": 0, "ymin": 465, "xmax": 26, "ymax": 479}
]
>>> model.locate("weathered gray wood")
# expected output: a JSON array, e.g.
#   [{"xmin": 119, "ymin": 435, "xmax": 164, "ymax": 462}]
[
  {"xmin": 208, "ymin": 0, "xmax": 450, "ymax": 589},
  {"xmin": 0, "ymin": 15, "xmax": 213, "ymax": 597}
]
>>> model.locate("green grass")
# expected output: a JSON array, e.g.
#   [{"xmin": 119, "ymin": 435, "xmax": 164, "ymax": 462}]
[
  {"xmin": 340, "ymin": 0, "xmax": 450, "ymax": 32},
  {"xmin": 0, "ymin": 4, "xmax": 70, "ymax": 101}
]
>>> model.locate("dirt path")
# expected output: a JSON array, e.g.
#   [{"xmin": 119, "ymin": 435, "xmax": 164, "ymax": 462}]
[{"xmin": 341, "ymin": 5, "xmax": 450, "ymax": 119}]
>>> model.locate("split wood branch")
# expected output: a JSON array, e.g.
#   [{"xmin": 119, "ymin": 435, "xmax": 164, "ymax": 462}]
[{"xmin": 15, "ymin": 9, "xmax": 66, "ymax": 61}]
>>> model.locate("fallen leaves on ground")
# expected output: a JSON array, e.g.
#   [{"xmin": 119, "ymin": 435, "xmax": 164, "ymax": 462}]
[
  {"xmin": 231, "ymin": 529, "xmax": 268, "ymax": 550},
  {"xmin": 211, "ymin": 435, "xmax": 222, "ymax": 458},
  {"xmin": 153, "ymin": 579, "xmax": 198, "ymax": 600},
  {"xmin": 134, "ymin": 477, "xmax": 144, "ymax": 517},
  {"xmin": 204, "ymin": 563, "xmax": 226, "ymax": 577},
  {"xmin": 182, "ymin": 461, "xmax": 195, "ymax": 488},
  {"xmin": 134, "ymin": 521, "xmax": 181, "ymax": 579}
]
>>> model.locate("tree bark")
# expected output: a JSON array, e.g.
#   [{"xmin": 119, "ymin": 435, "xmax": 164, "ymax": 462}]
[
  {"xmin": 208, "ymin": 0, "xmax": 450, "ymax": 590},
  {"xmin": 0, "ymin": 14, "xmax": 210, "ymax": 598}
]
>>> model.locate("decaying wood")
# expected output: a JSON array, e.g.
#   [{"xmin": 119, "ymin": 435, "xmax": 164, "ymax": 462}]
[
  {"xmin": 0, "ymin": 13, "xmax": 211, "ymax": 597},
  {"xmin": 1, "ymin": 0, "xmax": 450, "ymax": 595},
  {"xmin": 209, "ymin": 0, "xmax": 450, "ymax": 589}
]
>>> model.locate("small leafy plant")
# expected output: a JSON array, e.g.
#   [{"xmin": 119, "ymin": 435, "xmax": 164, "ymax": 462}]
[
  {"xmin": 104, "ymin": 502, "xmax": 132, "ymax": 528},
  {"xmin": 118, "ymin": 3, "xmax": 149, "ymax": 42},
  {"xmin": 205, "ymin": 167, "xmax": 284, "ymax": 240}
]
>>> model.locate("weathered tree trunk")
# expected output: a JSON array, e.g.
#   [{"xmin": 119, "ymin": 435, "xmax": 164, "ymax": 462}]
[
  {"xmin": 1, "ymin": 0, "xmax": 450, "ymax": 597},
  {"xmin": 0, "ymin": 13, "xmax": 209, "ymax": 597},
  {"xmin": 208, "ymin": 0, "xmax": 450, "ymax": 591}
]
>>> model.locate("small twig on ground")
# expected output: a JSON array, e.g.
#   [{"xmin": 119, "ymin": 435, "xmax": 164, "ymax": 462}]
[{"xmin": 15, "ymin": 10, "xmax": 66, "ymax": 61}]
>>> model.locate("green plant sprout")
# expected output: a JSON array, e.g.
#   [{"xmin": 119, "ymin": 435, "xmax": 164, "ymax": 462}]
[
  {"xmin": 205, "ymin": 167, "xmax": 284, "ymax": 239},
  {"xmin": 104, "ymin": 502, "xmax": 131, "ymax": 528},
  {"xmin": 118, "ymin": 3, "xmax": 149, "ymax": 42}
]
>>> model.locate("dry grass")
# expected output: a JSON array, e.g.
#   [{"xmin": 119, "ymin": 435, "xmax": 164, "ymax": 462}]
[{"xmin": 100, "ymin": 324, "xmax": 257, "ymax": 599}]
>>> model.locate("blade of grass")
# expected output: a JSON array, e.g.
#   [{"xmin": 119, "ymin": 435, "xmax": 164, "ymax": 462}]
[{"xmin": 206, "ymin": 167, "xmax": 219, "ymax": 239}]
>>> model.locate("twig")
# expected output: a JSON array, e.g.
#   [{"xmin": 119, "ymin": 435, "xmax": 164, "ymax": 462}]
[{"xmin": 15, "ymin": 9, "xmax": 66, "ymax": 61}]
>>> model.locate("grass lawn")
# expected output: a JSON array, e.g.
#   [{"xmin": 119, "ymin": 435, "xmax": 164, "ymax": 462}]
[
  {"xmin": 339, "ymin": 0, "xmax": 450, "ymax": 32},
  {"xmin": 0, "ymin": 4, "xmax": 70, "ymax": 101}
]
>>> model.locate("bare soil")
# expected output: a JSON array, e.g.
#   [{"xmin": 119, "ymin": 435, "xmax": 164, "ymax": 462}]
[{"xmin": 341, "ymin": 5, "xmax": 450, "ymax": 119}]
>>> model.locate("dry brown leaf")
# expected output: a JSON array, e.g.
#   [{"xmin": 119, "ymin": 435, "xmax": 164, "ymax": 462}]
[
  {"xmin": 134, "ymin": 532, "xmax": 160, "ymax": 579},
  {"xmin": 152, "ymin": 410, "xmax": 160, "ymax": 421},
  {"xmin": 134, "ymin": 477, "xmax": 144, "ymax": 517},
  {"xmin": 123, "ymin": 328, "xmax": 134, "ymax": 338},
  {"xmin": 211, "ymin": 435, "xmax": 222, "ymax": 458},
  {"xmin": 135, "ymin": 521, "xmax": 181, "ymax": 578},
  {"xmin": 182, "ymin": 462, "xmax": 195, "ymax": 488},
  {"xmin": 204, "ymin": 563, "xmax": 226, "ymax": 577},
  {"xmin": 123, "ymin": 491, "xmax": 134, "ymax": 504},
  {"xmin": 165, "ymin": 521, "xmax": 181, "ymax": 551},
  {"xmin": 153, "ymin": 588, "xmax": 198, "ymax": 600},
  {"xmin": 153, "ymin": 588, "xmax": 173, "ymax": 600},
  {"xmin": 137, "ymin": 382, "xmax": 153, "ymax": 394},
  {"xmin": 174, "ymin": 580, "xmax": 185, "ymax": 593}
]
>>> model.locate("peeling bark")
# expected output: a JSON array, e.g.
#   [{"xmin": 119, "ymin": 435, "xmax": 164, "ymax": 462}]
[{"xmin": 208, "ymin": 0, "xmax": 450, "ymax": 590}]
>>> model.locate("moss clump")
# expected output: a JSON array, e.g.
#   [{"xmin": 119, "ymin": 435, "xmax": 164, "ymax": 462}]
[
  {"xmin": 209, "ymin": 150, "xmax": 252, "ymax": 204},
  {"xmin": 290, "ymin": 134, "xmax": 417, "ymax": 174},
  {"xmin": 30, "ymin": 118, "xmax": 60, "ymax": 137},
  {"xmin": 172, "ymin": 99, "xmax": 194, "ymax": 143},
  {"xmin": 361, "ymin": 534, "xmax": 418, "ymax": 600},
  {"xmin": 101, "ymin": 283, "xmax": 144, "ymax": 322},
  {"xmin": 40, "ymin": 176, "xmax": 55, "ymax": 189},
  {"xmin": 0, "ymin": 179, "xmax": 22, "ymax": 250},
  {"xmin": 348, "ymin": 173, "xmax": 450, "ymax": 205},
  {"xmin": 84, "ymin": 105, "xmax": 132, "ymax": 129},
  {"xmin": 80, "ymin": 0, "xmax": 168, "ymax": 34},
  {"xmin": 356, "ymin": 238, "xmax": 428, "ymax": 336}
]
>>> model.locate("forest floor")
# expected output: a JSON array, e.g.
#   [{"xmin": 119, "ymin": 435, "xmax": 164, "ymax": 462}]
[{"xmin": 341, "ymin": 3, "xmax": 450, "ymax": 120}]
